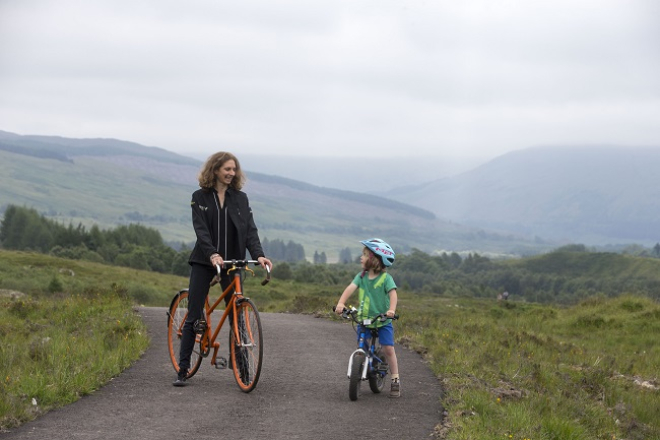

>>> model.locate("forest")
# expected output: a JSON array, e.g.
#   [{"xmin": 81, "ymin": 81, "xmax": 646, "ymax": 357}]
[
  {"xmin": 0, "ymin": 205, "xmax": 307, "ymax": 276},
  {"xmin": 2, "ymin": 204, "xmax": 660, "ymax": 305}
]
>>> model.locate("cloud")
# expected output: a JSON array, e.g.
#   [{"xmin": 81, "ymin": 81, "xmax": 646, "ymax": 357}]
[{"xmin": 0, "ymin": 0, "xmax": 658, "ymax": 159}]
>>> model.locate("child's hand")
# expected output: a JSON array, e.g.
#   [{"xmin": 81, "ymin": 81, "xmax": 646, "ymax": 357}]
[
  {"xmin": 335, "ymin": 303, "xmax": 345, "ymax": 314},
  {"xmin": 386, "ymin": 309, "xmax": 396, "ymax": 318}
]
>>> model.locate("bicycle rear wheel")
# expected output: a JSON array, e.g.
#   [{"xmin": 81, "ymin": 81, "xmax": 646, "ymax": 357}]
[
  {"xmin": 368, "ymin": 348, "xmax": 386, "ymax": 393},
  {"xmin": 229, "ymin": 298, "xmax": 263, "ymax": 393},
  {"xmin": 167, "ymin": 290, "xmax": 203, "ymax": 378}
]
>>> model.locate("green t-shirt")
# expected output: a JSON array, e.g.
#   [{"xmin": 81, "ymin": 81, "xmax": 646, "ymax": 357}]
[{"xmin": 352, "ymin": 271, "xmax": 397, "ymax": 328}]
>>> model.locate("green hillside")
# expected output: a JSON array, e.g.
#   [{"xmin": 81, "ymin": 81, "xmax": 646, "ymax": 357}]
[
  {"xmin": 0, "ymin": 131, "xmax": 547, "ymax": 259},
  {"xmin": 0, "ymin": 150, "xmax": 192, "ymax": 241}
]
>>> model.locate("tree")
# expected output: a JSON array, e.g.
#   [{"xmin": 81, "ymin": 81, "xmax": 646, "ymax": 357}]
[
  {"xmin": 339, "ymin": 247, "xmax": 352, "ymax": 264},
  {"xmin": 86, "ymin": 224, "xmax": 105, "ymax": 251},
  {"xmin": 272, "ymin": 262, "xmax": 292, "ymax": 280},
  {"xmin": 313, "ymin": 251, "xmax": 327, "ymax": 264},
  {"xmin": 286, "ymin": 240, "xmax": 305, "ymax": 262},
  {"xmin": 263, "ymin": 238, "xmax": 306, "ymax": 262},
  {"xmin": 115, "ymin": 248, "xmax": 150, "ymax": 270},
  {"xmin": 0, "ymin": 205, "xmax": 57, "ymax": 251},
  {"xmin": 171, "ymin": 250, "xmax": 191, "ymax": 277}
]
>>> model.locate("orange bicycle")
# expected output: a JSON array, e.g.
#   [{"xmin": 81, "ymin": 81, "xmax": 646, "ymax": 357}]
[{"xmin": 167, "ymin": 260, "xmax": 270, "ymax": 393}]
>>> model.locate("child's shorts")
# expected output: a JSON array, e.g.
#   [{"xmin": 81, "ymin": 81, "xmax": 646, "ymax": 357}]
[{"xmin": 358, "ymin": 322, "xmax": 394, "ymax": 346}]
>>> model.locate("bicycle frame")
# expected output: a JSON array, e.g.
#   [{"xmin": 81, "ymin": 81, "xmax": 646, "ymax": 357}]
[
  {"xmin": 346, "ymin": 326, "xmax": 386, "ymax": 380},
  {"xmin": 200, "ymin": 261, "xmax": 267, "ymax": 368},
  {"xmin": 201, "ymin": 265, "xmax": 247, "ymax": 367}
]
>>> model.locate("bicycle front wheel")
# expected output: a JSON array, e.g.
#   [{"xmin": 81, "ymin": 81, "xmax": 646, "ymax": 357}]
[
  {"xmin": 167, "ymin": 290, "xmax": 203, "ymax": 378},
  {"xmin": 349, "ymin": 353, "xmax": 364, "ymax": 401},
  {"xmin": 230, "ymin": 298, "xmax": 263, "ymax": 393}
]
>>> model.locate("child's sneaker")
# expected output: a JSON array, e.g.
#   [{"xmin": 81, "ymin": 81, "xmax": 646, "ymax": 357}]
[{"xmin": 389, "ymin": 379, "xmax": 400, "ymax": 398}]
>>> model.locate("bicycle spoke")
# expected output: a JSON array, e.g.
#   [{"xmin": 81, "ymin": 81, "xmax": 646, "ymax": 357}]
[
  {"xmin": 167, "ymin": 290, "xmax": 203, "ymax": 378},
  {"xmin": 230, "ymin": 299, "xmax": 263, "ymax": 392}
]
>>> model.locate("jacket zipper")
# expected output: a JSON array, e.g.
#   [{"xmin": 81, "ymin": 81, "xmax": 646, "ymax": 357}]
[
  {"xmin": 224, "ymin": 206, "xmax": 228, "ymax": 258},
  {"xmin": 213, "ymin": 191, "xmax": 228, "ymax": 258},
  {"xmin": 213, "ymin": 193, "xmax": 221, "ymax": 255}
]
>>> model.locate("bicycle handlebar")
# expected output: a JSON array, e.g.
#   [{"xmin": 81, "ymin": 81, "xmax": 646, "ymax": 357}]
[
  {"xmin": 332, "ymin": 305, "xmax": 399, "ymax": 322},
  {"xmin": 209, "ymin": 260, "xmax": 271, "ymax": 286}
]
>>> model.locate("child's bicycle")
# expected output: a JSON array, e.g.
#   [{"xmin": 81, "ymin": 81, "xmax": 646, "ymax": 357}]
[
  {"xmin": 167, "ymin": 260, "xmax": 270, "ymax": 393},
  {"xmin": 335, "ymin": 305, "xmax": 399, "ymax": 401}
]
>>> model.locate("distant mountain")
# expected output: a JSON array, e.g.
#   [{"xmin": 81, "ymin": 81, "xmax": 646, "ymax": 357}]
[
  {"xmin": 0, "ymin": 130, "xmax": 540, "ymax": 260},
  {"xmin": 384, "ymin": 145, "xmax": 660, "ymax": 246},
  {"xmin": 233, "ymin": 153, "xmax": 484, "ymax": 193}
]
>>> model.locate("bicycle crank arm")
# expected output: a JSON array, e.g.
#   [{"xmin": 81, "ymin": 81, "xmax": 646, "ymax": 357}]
[{"xmin": 213, "ymin": 356, "xmax": 228, "ymax": 370}]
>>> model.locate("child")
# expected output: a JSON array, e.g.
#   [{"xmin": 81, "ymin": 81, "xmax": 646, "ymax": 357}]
[{"xmin": 335, "ymin": 238, "xmax": 400, "ymax": 398}]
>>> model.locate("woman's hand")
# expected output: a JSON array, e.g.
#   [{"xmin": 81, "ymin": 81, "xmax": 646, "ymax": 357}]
[
  {"xmin": 257, "ymin": 256, "xmax": 272, "ymax": 271},
  {"xmin": 210, "ymin": 253, "xmax": 224, "ymax": 268}
]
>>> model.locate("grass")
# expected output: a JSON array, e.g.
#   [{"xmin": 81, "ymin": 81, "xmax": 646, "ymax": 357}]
[
  {"xmin": 0, "ymin": 250, "xmax": 179, "ymax": 430},
  {"xmin": 1, "ymin": 249, "xmax": 658, "ymax": 438},
  {"xmin": 392, "ymin": 295, "xmax": 660, "ymax": 440},
  {"xmin": 0, "ymin": 293, "xmax": 148, "ymax": 428},
  {"xmin": 250, "ymin": 276, "xmax": 660, "ymax": 439}
]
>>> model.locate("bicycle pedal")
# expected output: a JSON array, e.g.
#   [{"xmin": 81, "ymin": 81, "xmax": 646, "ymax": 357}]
[
  {"xmin": 215, "ymin": 357, "xmax": 228, "ymax": 369},
  {"xmin": 193, "ymin": 319, "xmax": 208, "ymax": 335},
  {"xmin": 377, "ymin": 363, "xmax": 389, "ymax": 373}
]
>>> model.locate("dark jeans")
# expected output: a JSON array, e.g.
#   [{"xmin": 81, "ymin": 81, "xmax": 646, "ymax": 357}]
[{"xmin": 178, "ymin": 263, "xmax": 232, "ymax": 372}]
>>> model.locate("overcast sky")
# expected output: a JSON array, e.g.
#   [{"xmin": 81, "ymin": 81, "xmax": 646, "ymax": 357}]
[{"xmin": 1, "ymin": 0, "xmax": 659, "ymax": 161}]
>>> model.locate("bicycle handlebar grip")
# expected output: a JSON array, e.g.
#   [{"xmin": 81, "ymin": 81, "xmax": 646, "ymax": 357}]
[
  {"xmin": 377, "ymin": 313, "xmax": 399, "ymax": 321},
  {"xmin": 332, "ymin": 305, "xmax": 351, "ymax": 319},
  {"xmin": 261, "ymin": 265, "xmax": 271, "ymax": 286}
]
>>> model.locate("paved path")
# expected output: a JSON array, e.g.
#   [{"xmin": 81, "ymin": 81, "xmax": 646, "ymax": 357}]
[{"xmin": 1, "ymin": 308, "xmax": 443, "ymax": 439}]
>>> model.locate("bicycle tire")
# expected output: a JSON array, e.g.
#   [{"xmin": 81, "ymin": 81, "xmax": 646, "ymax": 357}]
[
  {"xmin": 229, "ymin": 298, "xmax": 263, "ymax": 392},
  {"xmin": 368, "ymin": 347, "xmax": 386, "ymax": 393},
  {"xmin": 349, "ymin": 353, "xmax": 364, "ymax": 401},
  {"xmin": 167, "ymin": 290, "xmax": 203, "ymax": 378}
]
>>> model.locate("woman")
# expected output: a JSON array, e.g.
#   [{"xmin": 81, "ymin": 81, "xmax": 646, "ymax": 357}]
[{"xmin": 174, "ymin": 151, "xmax": 272, "ymax": 386}]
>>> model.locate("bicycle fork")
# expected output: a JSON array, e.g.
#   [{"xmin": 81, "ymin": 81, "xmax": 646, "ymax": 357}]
[
  {"xmin": 347, "ymin": 349, "xmax": 388, "ymax": 379},
  {"xmin": 347, "ymin": 348, "xmax": 370, "ymax": 380}
]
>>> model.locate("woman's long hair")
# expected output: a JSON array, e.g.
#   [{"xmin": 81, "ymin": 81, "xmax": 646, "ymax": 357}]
[{"xmin": 197, "ymin": 151, "xmax": 245, "ymax": 191}]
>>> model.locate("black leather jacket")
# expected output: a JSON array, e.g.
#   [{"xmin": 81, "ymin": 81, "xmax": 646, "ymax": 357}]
[{"xmin": 188, "ymin": 188, "xmax": 265, "ymax": 266}]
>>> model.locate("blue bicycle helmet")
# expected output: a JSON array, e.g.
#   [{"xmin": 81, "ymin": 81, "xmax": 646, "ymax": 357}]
[{"xmin": 360, "ymin": 238, "xmax": 395, "ymax": 267}]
